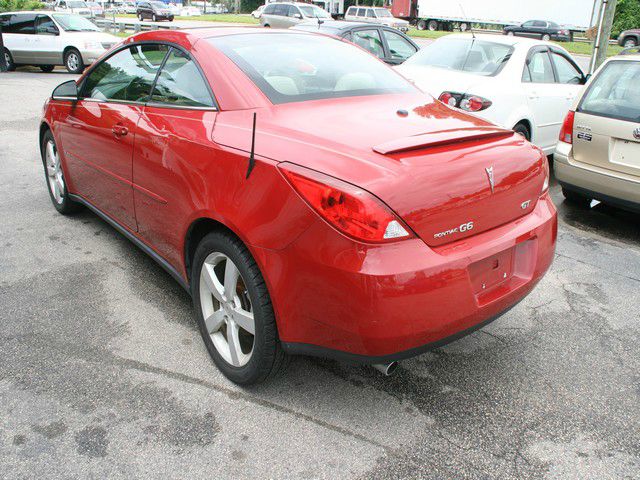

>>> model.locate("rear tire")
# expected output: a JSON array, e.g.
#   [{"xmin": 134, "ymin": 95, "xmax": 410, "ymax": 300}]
[
  {"xmin": 41, "ymin": 130, "xmax": 81, "ymax": 215},
  {"xmin": 263, "ymin": 23, "xmax": 270, "ymax": 28},
  {"xmin": 3, "ymin": 48, "xmax": 16, "ymax": 71},
  {"xmin": 64, "ymin": 48, "xmax": 84, "ymax": 74},
  {"xmin": 40, "ymin": 65, "xmax": 55, "ymax": 73},
  {"xmin": 623, "ymin": 37, "xmax": 637, "ymax": 47},
  {"xmin": 542, "ymin": 33, "xmax": 551, "ymax": 41},
  {"xmin": 562, "ymin": 187, "xmax": 592, "ymax": 207},
  {"xmin": 416, "ymin": 19, "xmax": 426, "ymax": 30},
  {"xmin": 192, "ymin": 231, "xmax": 289, "ymax": 385},
  {"xmin": 513, "ymin": 122, "xmax": 531, "ymax": 142},
  {"xmin": 152, "ymin": 13, "xmax": 157, "ymax": 21},
  {"xmin": 459, "ymin": 22, "xmax": 468, "ymax": 32},
  {"xmin": 138, "ymin": 13, "xmax": 143, "ymax": 21},
  {"xmin": 506, "ymin": 31, "xmax": 514, "ymax": 36},
  {"xmin": 427, "ymin": 20, "xmax": 438, "ymax": 31}
]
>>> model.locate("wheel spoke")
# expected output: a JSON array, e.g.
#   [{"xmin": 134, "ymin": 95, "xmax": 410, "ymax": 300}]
[
  {"xmin": 55, "ymin": 175, "xmax": 65, "ymax": 195},
  {"xmin": 232, "ymin": 308, "xmax": 254, "ymax": 335},
  {"xmin": 202, "ymin": 263, "xmax": 224, "ymax": 302},
  {"xmin": 204, "ymin": 309, "xmax": 225, "ymax": 334},
  {"xmin": 46, "ymin": 142, "xmax": 56, "ymax": 164},
  {"xmin": 47, "ymin": 165, "xmax": 56, "ymax": 177},
  {"xmin": 223, "ymin": 260, "xmax": 239, "ymax": 301},
  {"xmin": 226, "ymin": 321, "xmax": 241, "ymax": 366}
]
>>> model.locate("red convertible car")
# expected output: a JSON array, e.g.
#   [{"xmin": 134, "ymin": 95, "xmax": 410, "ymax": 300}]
[{"xmin": 40, "ymin": 28, "xmax": 557, "ymax": 384}]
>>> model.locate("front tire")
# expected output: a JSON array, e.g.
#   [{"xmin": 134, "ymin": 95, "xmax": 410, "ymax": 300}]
[
  {"xmin": 41, "ymin": 130, "xmax": 81, "ymax": 214},
  {"xmin": 416, "ymin": 19, "xmax": 426, "ymax": 30},
  {"xmin": 542, "ymin": 33, "xmax": 551, "ymax": 41},
  {"xmin": 623, "ymin": 37, "xmax": 637, "ymax": 47},
  {"xmin": 152, "ymin": 13, "xmax": 157, "ymax": 21},
  {"xmin": 192, "ymin": 231, "xmax": 288, "ymax": 385},
  {"xmin": 3, "ymin": 48, "xmax": 16, "ymax": 71},
  {"xmin": 506, "ymin": 31, "xmax": 515, "ymax": 36},
  {"xmin": 64, "ymin": 48, "xmax": 84, "ymax": 74}
]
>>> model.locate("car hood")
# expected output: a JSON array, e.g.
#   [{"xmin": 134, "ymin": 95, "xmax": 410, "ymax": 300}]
[
  {"xmin": 395, "ymin": 64, "xmax": 492, "ymax": 99},
  {"xmin": 214, "ymin": 92, "xmax": 546, "ymax": 247},
  {"xmin": 66, "ymin": 31, "xmax": 120, "ymax": 43}
]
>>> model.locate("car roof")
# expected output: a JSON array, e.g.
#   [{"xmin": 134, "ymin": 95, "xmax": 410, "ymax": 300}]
[
  {"xmin": 295, "ymin": 20, "xmax": 388, "ymax": 31},
  {"xmin": 127, "ymin": 26, "xmax": 329, "ymax": 44},
  {"xmin": 442, "ymin": 33, "xmax": 558, "ymax": 48}
]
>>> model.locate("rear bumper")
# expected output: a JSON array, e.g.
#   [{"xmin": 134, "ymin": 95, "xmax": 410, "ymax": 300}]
[
  {"xmin": 554, "ymin": 144, "xmax": 640, "ymax": 209},
  {"xmin": 254, "ymin": 194, "xmax": 557, "ymax": 361}
]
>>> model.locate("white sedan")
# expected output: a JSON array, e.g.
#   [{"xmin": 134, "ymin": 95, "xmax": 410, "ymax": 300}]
[{"xmin": 396, "ymin": 34, "xmax": 586, "ymax": 155}]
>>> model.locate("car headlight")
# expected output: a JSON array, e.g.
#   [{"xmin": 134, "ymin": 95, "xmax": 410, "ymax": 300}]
[{"xmin": 84, "ymin": 41, "xmax": 103, "ymax": 50}]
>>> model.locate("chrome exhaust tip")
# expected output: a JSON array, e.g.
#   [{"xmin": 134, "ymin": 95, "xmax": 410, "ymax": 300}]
[{"xmin": 372, "ymin": 362, "xmax": 398, "ymax": 376}]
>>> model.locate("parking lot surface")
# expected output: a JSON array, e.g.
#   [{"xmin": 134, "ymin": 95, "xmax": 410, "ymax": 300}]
[{"xmin": 0, "ymin": 70, "xmax": 639, "ymax": 479}]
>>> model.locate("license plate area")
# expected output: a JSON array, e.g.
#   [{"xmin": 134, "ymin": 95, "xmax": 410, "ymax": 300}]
[
  {"xmin": 468, "ymin": 240, "xmax": 536, "ymax": 306},
  {"xmin": 611, "ymin": 138, "xmax": 640, "ymax": 172}
]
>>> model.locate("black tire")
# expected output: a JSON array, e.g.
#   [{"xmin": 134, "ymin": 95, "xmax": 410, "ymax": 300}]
[
  {"xmin": 64, "ymin": 48, "xmax": 84, "ymax": 74},
  {"xmin": 41, "ymin": 130, "xmax": 81, "ymax": 215},
  {"xmin": 3, "ymin": 48, "xmax": 16, "ymax": 71},
  {"xmin": 40, "ymin": 65, "xmax": 55, "ymax": 73},
  {"xmin": 191, "ymin": 231, "xmax": 289, "ymax": 385},
  {"xmin": 542, "ymin": 33, "xmax": 551, "ymax": 42},
  {"xmin": 459, "ymin": 22, "xmax": 468, "ymax": 32},
  {"xmin": 506, "ymin": 31, "xmax": 515, "ymax": 36},
  {"xmin": 562, "ymin": 187, "xmax": 592, "ymax": 207},
  {"xmin": 513, "ymin": 122, "xmax": 531, "ymax": 141},
  {"xmin": 623, "ymin": 37, "xmax": 637, "ymax": 47},
  {"xmin": 263, "ymin": 23, "xmax": 270, "ymax": 28},
  {"xmin": 137, "ymin": 13, "xmax": 143, "ymax": 21},
  {"xmin": 168, "ymin": 16, "xmax": 174, "ymax": 22},
  {"xmin": 416, "ymin": 19, "xmax": 426, "ymax": 30},
  {"xmin": 427, "ymin": 20, "xmax": 438, "ymax": 31},
  {"xmin": 152, "ymin": 13, "xmax": 157, "ymax": 21}
]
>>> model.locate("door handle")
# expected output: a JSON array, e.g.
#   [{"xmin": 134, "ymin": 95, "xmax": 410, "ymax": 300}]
[{"xmin": 112, "ymin": 124, "xmax": 128, "ymax": 137}]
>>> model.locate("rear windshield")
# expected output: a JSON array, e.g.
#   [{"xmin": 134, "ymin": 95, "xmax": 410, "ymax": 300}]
[
  {"xmin": 52, "ymin": 14, "xmax": 99, "ymax": 31},
  {"xmin": 208, "ymin": 33, "xmax": 414, "ymax": 104},
  {"xmin": 579, "ymin": 60, "xmax": 640, "ymax": 122},
  {"xmin": 403, "ymin": 38, "xmax": 513, "ymax": 76}
]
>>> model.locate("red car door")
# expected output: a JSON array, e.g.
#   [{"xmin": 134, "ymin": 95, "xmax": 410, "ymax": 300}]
[
  {"xmin": 59, "ymin": 44, "xmax": 169, "ymax": 231},
  {"xmin": 132, "ymin": 48, "xmax": 218, "ymax": 268}
]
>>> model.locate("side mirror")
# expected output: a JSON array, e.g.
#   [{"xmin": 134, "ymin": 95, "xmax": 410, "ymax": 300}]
[
  {"xmin": 294, "ymin": 13, "xmax": 302, "ymax": 19},
  {"xmin": 583, "ymin": 73, "xmax": 591, "ymax": 84},
  {"xmin": 52, "ymin": 80, "xmax": 79, "ymax": 100}
]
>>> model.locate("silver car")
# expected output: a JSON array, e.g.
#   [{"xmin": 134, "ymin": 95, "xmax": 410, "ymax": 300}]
[
  {"xmin": 260, "ymin": 2, "xmax": 331, "ymax": 29},
  {"xmin": 344, "ymin": 6, "xmax": 409, "ymax": 32}
]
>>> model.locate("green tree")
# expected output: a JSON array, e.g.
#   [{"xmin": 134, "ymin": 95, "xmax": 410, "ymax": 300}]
[
  {"xmin": 613, "ymin": 0, "xmax": 640, "ymax": 37},
  {"xmin": 0, "ymin": 0, "xmax": 44, "ymax": 12}
]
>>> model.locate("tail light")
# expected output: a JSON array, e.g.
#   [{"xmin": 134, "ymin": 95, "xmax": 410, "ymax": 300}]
[
  {"xmin": 278, "ymin": 163, "xmax": 413, "ymax": 243},
  {"xmin": 438, "ymin": 92, "xmax": 492, "ymax": 112},
  {"xmin": 559, "ymin": 110, "xmax": 575, "ymax": 144},
  {"xmin": 541, "ymin": 156, "xmax": 550, "ymax": 194}
]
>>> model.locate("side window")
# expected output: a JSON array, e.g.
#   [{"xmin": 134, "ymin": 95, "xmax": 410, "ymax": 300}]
[
  {"xmin": 273, "ymin": 4, "xmax": 286, "ymax": 16},
  {"xmin": 263, "ymin": 4, "xmax": 275, "ymax": 14},
  {"xmin": 150, "ymin": 48, "xmax": 214, "ymax": 108},
  {"xmin": 82, "ymin": 44, "xmax": 168, "ymax": 102},
  {"xmin": 383, "ymin": 30, "xmax": 417, "ymax": 61},
  {"xmin": 523, "ymin": 50, "xmax": 554, "ymax": 83},
  {"xmin": 352, "ymin": 29, "xmax": 384, "ymax": 59},
  {"xmin": 346, "ymin": 6, "xmax": 355, "ymax": 16},
  {"xmin": 533, "ymin": 21, "xmax": 546, "ymax": 28},
  {"xmin": 36, "ymin": 15, "xmax": 59, "ymax": 35},
  {"xmin": 552, "ymin": 52, "xmax": 583, "ymax": 84},
  {"xmin": 522, "ymin": 21, "xmax": 534, "ymax": 28},
  {"xmin": 4, "ymin": 13, "xmax": 36, "ymax": 34},
  {"xmin": 366, "ymin": 9, "xmax": 375, "ymax": 18},
  {"xmin": 356, "ymin": 8, "xmax": 365, "ymax": 17},
  {"xmin": 287, "ymin": 6, "xmax": 299, "ymax": 17}
]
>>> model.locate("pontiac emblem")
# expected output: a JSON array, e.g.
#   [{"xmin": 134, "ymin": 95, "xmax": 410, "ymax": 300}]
[
  {"xmin": 633, "ymin": 127, "xmax": 640, "ymax": 140},
  {"xmin": 485, "ymin": 166, "xmax": 495, "ymax": 193}
]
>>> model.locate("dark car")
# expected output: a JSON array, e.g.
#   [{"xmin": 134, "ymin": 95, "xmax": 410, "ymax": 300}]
[
  {"xmin": 618, "ymin": 29, "xmax": 640, "ymax": 47},
  {"xmin": 136, "ymin": 1, "xmax": 174, "ymax": 22},
  {"xmin": 292, "ymin": 20, "xmax": 418, "ymax": 64},
  {"xmin": 504, "ymin": 20, "xmax": 570, "ymax": 42}
]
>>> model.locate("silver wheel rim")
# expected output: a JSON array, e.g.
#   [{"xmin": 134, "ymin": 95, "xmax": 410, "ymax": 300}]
[
  {"xmin": 199, "ymin": 252, "xmax": 255, "ymax": 367},
  {"xmin": 625, "ymin": 39, "xmax": 635, "ymax": 47},
  {"xmin": 4, "ymin": 52, "xmax": 10, "ymax": 66},
  {"xmin": 45, "ymin": 140, "xmax": 65, "ymax": 204},
  {"xmin": 67, "ymin": 53, "xmax": 79, "ymax": 71}
]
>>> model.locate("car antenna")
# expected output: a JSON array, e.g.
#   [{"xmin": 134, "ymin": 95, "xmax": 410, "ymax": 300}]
[
  {"xmin": 246, "ymin": 112, "xmax": 257, "ymax": 179},
  {"xmin": 458, "ymin": 2, "xmax": 475, "ymax": 72},
  {"xmin": 458, "ymin": 3, "xmax": 475, "ymax": 39}
]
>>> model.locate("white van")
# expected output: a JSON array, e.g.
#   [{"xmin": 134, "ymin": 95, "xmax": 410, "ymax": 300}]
[
  {"xmin": 0, "ymin": 11, "xmax": 119, "ymax": 73},
  {"xmin": 344, "ymin": 6, "xmax": 409, "ymax": 32}
]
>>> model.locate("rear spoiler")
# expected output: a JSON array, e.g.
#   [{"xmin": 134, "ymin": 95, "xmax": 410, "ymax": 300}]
[{"xmin": 372, "ymin": 127, "xmax": 514, "ymax": 155}]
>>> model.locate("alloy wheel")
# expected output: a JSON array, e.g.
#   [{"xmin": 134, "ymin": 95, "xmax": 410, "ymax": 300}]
[
  {"xmin": 67, "ymin": 53, "xmax": 79, "ymax": 72},
  {"xmin": 45, "ymin": 140, "xmax": 65, "ymax": 204},
  {"xmin": 199, "ymin": 252, "xmax": 255, "ymax": 367},
  {"xmin": 4, "ymin": 52, "xmax": 10, "ymax": 66}
]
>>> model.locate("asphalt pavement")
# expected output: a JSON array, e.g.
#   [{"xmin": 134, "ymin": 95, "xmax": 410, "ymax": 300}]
[{"xmin": 0, "ymin": 70, "xmax": 639, "ymax": 479}]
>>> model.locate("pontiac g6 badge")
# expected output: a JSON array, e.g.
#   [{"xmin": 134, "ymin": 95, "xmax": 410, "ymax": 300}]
[{"xmin": 485, "ymin": 166, "xmax": 495, "ymax": 193}]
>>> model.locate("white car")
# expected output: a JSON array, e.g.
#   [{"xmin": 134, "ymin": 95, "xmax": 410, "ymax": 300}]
[
  {"xmin": 54, "ymin": 0, "xmax": 93, "ymax": 16},
  {"xmin": 251, "ymin": 5, "xmax": 265, "ymax": 18},
  {"xmin": 396, "ymin": 34, "xmax": 587, "ymax": 154},
  {"xmin": 344, "ymin": 6, "xmax": 409, "ymax": 32},
  {"xmin": 0, "ymin": 11, "xmax": 119, "ymax": 73}
]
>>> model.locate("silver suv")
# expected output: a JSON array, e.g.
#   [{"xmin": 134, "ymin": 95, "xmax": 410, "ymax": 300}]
[
  {"xmin": 260, "ymin": 2, "xmax": 331, "ymax": 29},
  {"xmin": 344, "ymin": 6, "xmax": 409, "ymax": 32}
]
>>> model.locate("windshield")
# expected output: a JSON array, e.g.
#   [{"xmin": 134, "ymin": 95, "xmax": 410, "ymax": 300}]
[
  {"xmin": 579, "ymin": 60, "xmax": 640, "ymax": 122},
  {"xmin": 52, "ymin": 14, "xmax": 99, "ymax": 31},
  {"xmin": 374, "ymin": 8, "xmax": 392, "ymax": 17},
  {"xmin": 404, "ymin": 38, "xmax": 513, "ymax": 76},
  {"xmin": 151, "ymin": 2, "xmax": 167, "ymax": 7},
  {"xmin": 209, "ymin": 33, "xmax": 414, "ymax": 104},
  {"xmin": 67, "ymin": 1, "xmax": 87, "ymax": 7},
  {"xmin": 299, "ymin": 5, "xmax": 330, "ymax": 18}
]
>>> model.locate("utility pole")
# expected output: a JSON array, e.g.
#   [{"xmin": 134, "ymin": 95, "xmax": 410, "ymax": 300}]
[{"xmin": 590, "ymin": 0, "xmax": 618, "ymax": 73}]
